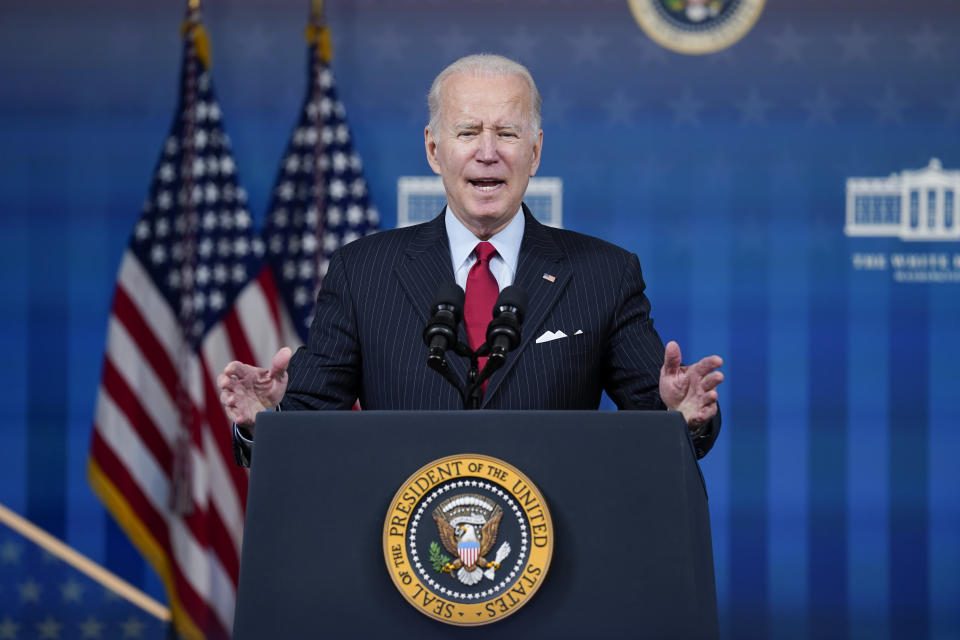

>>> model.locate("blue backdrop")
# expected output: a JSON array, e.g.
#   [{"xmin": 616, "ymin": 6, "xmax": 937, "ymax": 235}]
[{"xmin": 1, "ymin": 0, "xmax": 958, "ymax": 638}]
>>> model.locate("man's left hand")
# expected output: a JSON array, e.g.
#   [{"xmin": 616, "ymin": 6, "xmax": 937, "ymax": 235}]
[{"xmin": 658, "ymin": 341, "xmax": 724, "ymax": 432}]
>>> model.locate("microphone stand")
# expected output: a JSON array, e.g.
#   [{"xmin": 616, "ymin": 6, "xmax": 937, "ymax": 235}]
[
  {"xmin": 464, "ymin": 343, "xmax": 506, "ymax": 410},
  {"xmin": 428, "ymin": 340, "xmax": 506, "ymax": 410},
  {"xmin": 426, "ymin": 345, "xmax": 466, "ymax": 403}
]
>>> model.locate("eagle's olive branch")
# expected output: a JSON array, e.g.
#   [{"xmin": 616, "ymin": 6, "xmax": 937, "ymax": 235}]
[{"xmin": 429, "ymin": 541, "xmax": 452, "ymax": 573}]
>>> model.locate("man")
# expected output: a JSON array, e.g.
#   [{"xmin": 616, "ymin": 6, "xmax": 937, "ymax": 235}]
[{"xmin": 219, "ymin": 54, "xmax": 724, "ymax": 466}]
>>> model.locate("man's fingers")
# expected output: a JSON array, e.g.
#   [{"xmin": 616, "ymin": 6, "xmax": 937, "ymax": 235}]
[
  {"xmin": 693, "ymin": 401, "xmax": 719, "ymax": 425},
  {"xmin": 217, "ymin": 372, "xmax": 235, "ymax": 391},
  {"xmin": 269, "ymin": 347, "xmax": 293, "ymax": 379},
  {"xmin": 691, "ymin": 355, "xmax": 723, "ymax": 377},
  {"xmin": 662, "ymin": 341, "xmax": 683, "ymax": 375},
  {"xmin": 220, "ymin": 392, "xmax": 240, "ymax": 421},
  {"xmin": 223, "ymin": 360, "xmax": 244, "ymax": 377},
  {"xmin": 700, "ymin": 371, "xmax": 724, "ymax": 392}
]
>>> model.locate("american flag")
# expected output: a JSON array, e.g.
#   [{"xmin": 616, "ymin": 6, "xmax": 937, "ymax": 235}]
[
  {"xmin": 88, "ymin": 5, "xmax": 282, "ymax": 639},
  {"xmin": 262, "ymin": 5, "xmax": 379, "ymax": 345}
]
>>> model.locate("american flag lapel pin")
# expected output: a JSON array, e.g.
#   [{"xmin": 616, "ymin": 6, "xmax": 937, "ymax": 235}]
[{"xmin": 542, "ymin": 273, "xmax": 556, "ymax": 283}]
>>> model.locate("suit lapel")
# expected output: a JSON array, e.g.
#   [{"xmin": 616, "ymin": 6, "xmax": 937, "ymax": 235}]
[
  {"xmin": 393, "ymin": 213, "xmax": 471, "ymax": 388},
  {"xmin": 481, "ymin": 206, "xmax": 570, "ymax": 407}
]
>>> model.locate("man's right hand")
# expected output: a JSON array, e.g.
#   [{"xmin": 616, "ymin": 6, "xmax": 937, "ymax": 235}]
[{"xmin": 217, "ymin": 347, "xmax": 293, "ymax": 433}]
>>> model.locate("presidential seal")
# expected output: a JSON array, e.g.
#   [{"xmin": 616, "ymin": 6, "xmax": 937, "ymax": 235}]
[
  {"xmin": 383, "ymin": 454, "xmax": 553, "ymax": 626},
  {"xmin": 628, "ymin": 0, "xmax": 766, "ymax": 55}
]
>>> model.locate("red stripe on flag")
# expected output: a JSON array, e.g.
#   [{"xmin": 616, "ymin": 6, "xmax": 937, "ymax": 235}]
[
  {"xmin": 91, "ymin": 430, "xmax": 168, "ymax": 539},
  {"xmin": 100, "ymin": 357, "xmax": 173, "ymax": 471},
  {"xmin": 112, "ymin": 287, "xmax": 180, "ymax": 405},
  {"xmin": 206, "ymin": 501, "xmax": 240, "ymax": 584},
  {"xmin": 113, "ymin": 285, "xmax": 206, "ymax": 429}
]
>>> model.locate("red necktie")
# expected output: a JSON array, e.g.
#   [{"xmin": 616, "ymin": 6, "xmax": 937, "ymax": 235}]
[{"xmin": 464, "ymin": 241, "xmax": 499, "ymax": 376}]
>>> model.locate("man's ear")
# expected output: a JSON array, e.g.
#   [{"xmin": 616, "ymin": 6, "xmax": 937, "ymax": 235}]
[
  {"xmin": 424, "ymin": 126, "xmax": 442, "ymax": 176},
  {"xmin": 529, "ymin": 129, "xmax": 543, "ymax": 177}
]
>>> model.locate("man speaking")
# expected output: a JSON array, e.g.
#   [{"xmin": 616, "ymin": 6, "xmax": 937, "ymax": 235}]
[{"xmin": 218, "ymin": 54, "xmax": 724, "ymax": 465}]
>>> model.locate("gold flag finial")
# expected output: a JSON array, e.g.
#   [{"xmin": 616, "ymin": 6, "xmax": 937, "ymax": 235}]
[
  {"xmin": 181, "ymin": 0, "xmax": 212, "ymax": 68},
  {"xmin": 305, "ymin": 0, "xmax": 332, "ymax": 63}
]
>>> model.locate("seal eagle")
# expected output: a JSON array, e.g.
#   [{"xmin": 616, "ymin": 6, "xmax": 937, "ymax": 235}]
[{"xmin": 433, "ymin": 494, "xmax": 511, "ymax": 585}]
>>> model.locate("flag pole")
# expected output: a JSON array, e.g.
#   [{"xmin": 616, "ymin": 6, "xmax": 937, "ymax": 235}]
[{"xmin": 0, "ymin": 503, "xmax": 171, "ymax": 621}]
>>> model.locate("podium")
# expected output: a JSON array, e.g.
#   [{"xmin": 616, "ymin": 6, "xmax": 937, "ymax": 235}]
[{"xmin": 234, "ymin": 411, "xmax": 717, "ymax": 639}]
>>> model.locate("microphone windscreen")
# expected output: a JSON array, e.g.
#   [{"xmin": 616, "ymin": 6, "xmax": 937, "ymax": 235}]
[
  {"xmin": 495, "ymin": 286, "xmax": 528, "ymax": 322},
  {"xmin": 432, "ymin": 282, "xmax": 465, "ymax": 313}
]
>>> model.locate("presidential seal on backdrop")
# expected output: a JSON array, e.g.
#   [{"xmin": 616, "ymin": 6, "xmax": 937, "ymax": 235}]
[
  {"xmin": 383, "ymin": 454, "xmax": 553, "ymax": 626},
  {"xmin": 628, "ymin": 0, "xmax": 766, "ymax": 55}
]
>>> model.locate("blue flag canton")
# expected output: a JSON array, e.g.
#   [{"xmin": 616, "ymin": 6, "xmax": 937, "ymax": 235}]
[
  {"xmin": 263, "ymin": 53, "xmax": 380, "ymax": 341},
  {"xmin": 129, "ymin": 41, "xmax": 264, "ymax": 348}
]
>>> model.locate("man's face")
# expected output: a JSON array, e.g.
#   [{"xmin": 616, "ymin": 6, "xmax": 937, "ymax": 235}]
[{"xmin": 425, "ymin": 73, "xmax": 543, "ymax": 240}]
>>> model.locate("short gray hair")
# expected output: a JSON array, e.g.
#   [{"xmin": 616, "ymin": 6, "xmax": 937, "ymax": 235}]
[{"xmin": 427, "ymin": 53, "xmax": 542, "ymax": 138}]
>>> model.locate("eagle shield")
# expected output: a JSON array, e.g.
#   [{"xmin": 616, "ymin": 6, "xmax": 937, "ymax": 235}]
[{"xmin": 458, "ymin": 540, "xmax": 480, "ymax": 567}]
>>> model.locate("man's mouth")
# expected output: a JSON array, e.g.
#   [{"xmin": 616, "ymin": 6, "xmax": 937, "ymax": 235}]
[{"xmin": 469, "ymin": 179, "xmax": 505, "ymax": 192}]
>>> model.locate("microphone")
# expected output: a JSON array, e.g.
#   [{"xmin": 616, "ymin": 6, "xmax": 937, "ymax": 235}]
[
  {"xmin": 423, "ymin": 283, "xmax": 465, "ymax": 358},
  {"xmin": 485, "ymin": 285, "xmax": 528, "ymax": 365}
]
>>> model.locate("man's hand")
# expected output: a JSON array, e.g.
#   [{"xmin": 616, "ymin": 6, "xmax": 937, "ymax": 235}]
[
  {"xmin": 658, "ymin": 341, "xmax": 724, "ymax": 432},
  {"xmin": 217, "ymin": 347, "xmax": 293, "ymax": 433}
]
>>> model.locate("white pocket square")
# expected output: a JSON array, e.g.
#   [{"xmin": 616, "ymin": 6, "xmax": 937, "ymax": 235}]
[{"xmin": 536, "ymin": 330, "xmax": 568, "ymax": 344}]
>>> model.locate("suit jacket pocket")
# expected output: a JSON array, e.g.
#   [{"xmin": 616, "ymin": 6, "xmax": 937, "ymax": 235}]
[{"xmin": 530, "ymin": 335, "xmax": 589, "ymax": 363}]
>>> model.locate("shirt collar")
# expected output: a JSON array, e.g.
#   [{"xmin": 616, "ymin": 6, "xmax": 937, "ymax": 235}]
[{"xmin": 444, "ymin": 206, "xmax": 525, "ymax": 273}]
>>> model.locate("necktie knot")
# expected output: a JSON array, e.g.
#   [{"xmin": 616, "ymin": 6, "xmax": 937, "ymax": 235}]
[{"xmin": 474, "ymin": 241, "xmax": 497, "ymax": 264}]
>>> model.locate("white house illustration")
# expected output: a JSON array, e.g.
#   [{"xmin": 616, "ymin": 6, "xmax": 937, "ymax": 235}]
[
  {"xmin": 396, "ymin": 177, "xmax": 563, "ymax": 228},
  {"xmin": 845, "ymin": 158, "xmax": 960, "ymax": 241}
]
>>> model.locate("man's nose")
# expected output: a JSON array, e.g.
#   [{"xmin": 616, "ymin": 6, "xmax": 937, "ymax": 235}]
[{"xmin": 475, "ymin": 131, "xmax": 499, "ymax": 163}]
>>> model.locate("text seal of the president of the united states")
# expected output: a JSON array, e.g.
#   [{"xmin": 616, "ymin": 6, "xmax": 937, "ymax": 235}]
[{"xmin": 383, "ymin": 454, "xmax": 554, "ymax": 626}]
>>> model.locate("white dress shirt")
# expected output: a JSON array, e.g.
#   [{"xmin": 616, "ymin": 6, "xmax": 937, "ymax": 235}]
[{"xmin": 445, "ymin": 206, "xmax": 524, "ymax": 291}]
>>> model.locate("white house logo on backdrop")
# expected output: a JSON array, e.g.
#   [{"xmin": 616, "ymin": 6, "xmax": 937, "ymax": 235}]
[
  {"xmin": 627, "ymin": 0, "xmax": 766, "ymax": 55},
  {"xmin": 397, "ymin": 177, "xmax": 563, "ymax": 229},
  {"xmin": 847, "ymin": 158, "xmax": 960, "ymax": 283},
  {"xmin": 845, "ymin": 158, "xmax": 960, "ymax": 241}
]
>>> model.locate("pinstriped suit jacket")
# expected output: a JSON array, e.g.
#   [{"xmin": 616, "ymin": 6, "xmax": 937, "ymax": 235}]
[{"xmin": 234, "ymin": 206, "xmax": 719, "ymax": 465}]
